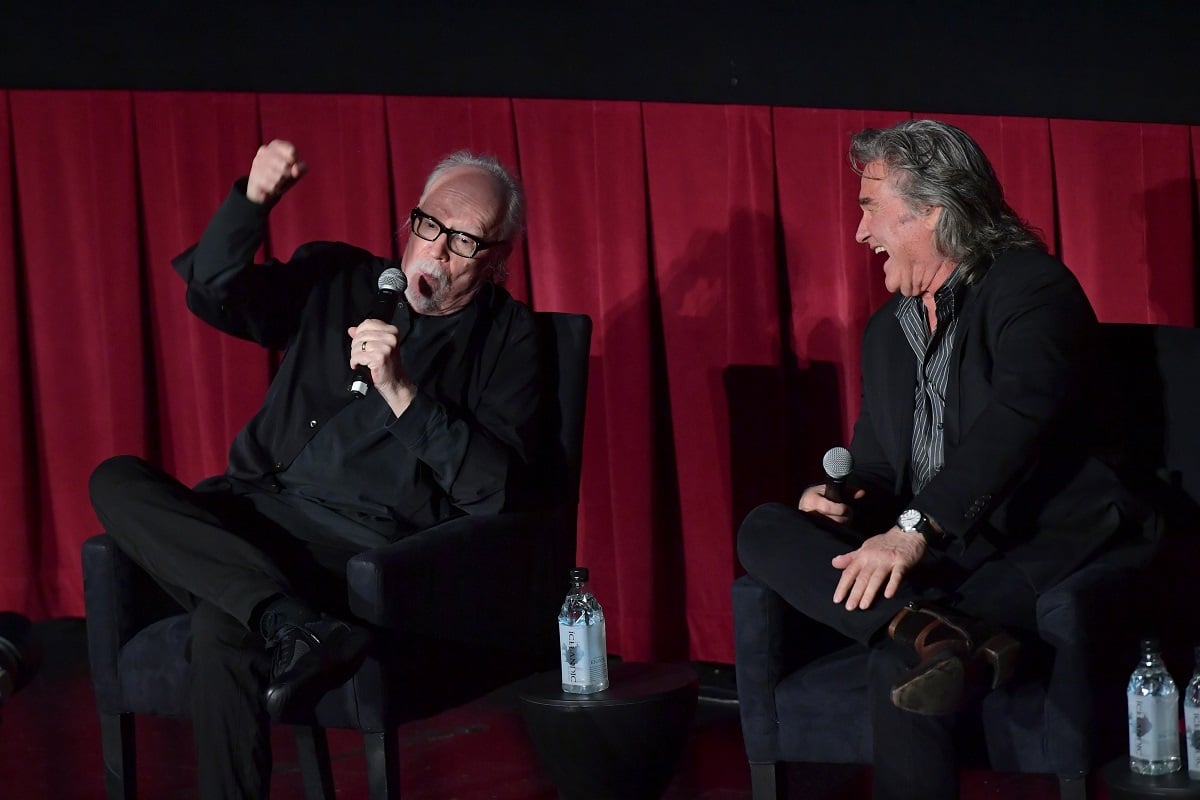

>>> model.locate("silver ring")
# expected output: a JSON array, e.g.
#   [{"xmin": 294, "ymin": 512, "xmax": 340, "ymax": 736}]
[{"xmin": 361, "ymin": 340, "xmax": 367, "ymax": 351}]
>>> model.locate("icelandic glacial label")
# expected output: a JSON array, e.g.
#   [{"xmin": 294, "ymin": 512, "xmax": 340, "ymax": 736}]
[
  {"xmin": 559, "ymin": 623, "xmax": 608, "ymax": 688},
  {"xmin": 1129, "ymin": 694, "xmax": 1180, "ymax": 762},
  {"xmin": 1187, "ymin": 706, "xmax": 1200, "ymax": 775}
]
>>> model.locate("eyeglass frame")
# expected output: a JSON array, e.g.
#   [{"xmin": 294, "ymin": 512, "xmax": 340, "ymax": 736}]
[{"xmin": 408, "ymin": 207, "xmax": 505, "ymax": 259}]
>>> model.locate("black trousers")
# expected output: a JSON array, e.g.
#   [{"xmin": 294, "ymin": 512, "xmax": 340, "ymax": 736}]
[
  {"xmin": 89, "ymin": 455, "xmax": 382, "ymax": 799},
  {"xmin": 737, "ymin": 502, "xmax": 1038, "ymax": 800}
]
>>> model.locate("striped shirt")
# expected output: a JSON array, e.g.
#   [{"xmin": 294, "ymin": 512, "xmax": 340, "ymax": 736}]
[{"xmin": 896, "ymin": 267, "xmax": 966, "ymax": 495}]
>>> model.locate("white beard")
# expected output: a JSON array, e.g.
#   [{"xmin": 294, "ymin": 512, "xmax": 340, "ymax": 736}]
[{"xmin": 405, "ymin": 259, "xmax": 452, "ymax": 315}]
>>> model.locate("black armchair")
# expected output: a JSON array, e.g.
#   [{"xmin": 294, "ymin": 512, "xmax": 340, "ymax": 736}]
[
  {"xmin": 732, "ymin": 322, "xmax": 1200, "ymax": 800},
  {"xmin": 82, "ymin": 311, "xmax": 592, "ymax": 800}
]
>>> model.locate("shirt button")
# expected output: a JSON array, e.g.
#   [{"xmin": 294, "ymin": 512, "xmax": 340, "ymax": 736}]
[
  {"xmin": 309, "ymin": 420, "xmax": 318, "ymax": 428},
  {"xmin": 273, "ymin": 462, "xmax": 283, "ymax": 471}
]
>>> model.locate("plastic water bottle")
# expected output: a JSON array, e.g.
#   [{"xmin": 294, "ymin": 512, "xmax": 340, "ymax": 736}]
[
  {"xmin": 558, "ymin": 567, "xmax": 609, "ymax": 694},
  {"xmin": 1127, "ymin": 638, "xmax": 1181, "ymax": 775},
  {"xmin": 1185, "ymin": 646, "xmax": 1200, "ymax": 779}
]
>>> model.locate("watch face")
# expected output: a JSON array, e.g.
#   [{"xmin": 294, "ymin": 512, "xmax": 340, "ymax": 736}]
[{"xmin": 898, "ymin": 509, "xmax": 922, "ymax": 531}]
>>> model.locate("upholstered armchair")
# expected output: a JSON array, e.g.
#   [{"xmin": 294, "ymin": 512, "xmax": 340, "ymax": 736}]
[
  {"xmin": 733, "ymin": 322, "xmax": 1200, "ymax": 800},
  {"xmin": 83, "ymin": 311, "xmax": 593, "ymax": 800}
]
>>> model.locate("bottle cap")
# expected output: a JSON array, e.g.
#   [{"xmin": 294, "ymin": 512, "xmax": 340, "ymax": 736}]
[
  {"xmin": 569, "ymin": 567, "xmax": 589, "ymax": 582},
  {"xmin": 1140, "ymin": 638, "xmax": 1161, "ymax": 653}
]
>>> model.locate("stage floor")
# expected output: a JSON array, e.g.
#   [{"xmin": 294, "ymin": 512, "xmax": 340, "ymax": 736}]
[{"xmin": 0, "ymin": 618, "xmax": 1079, "ymax": 799}]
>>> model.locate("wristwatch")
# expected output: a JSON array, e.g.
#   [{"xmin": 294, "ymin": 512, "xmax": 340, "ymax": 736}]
[{"xmin": 897, "ymin": 508, "xmax": 937, "ymax": 544}]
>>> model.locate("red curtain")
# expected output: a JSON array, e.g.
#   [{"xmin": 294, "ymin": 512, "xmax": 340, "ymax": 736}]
[{"xmin": 3, "ymin": 90, "xmax": 1196, "ymax": 664}]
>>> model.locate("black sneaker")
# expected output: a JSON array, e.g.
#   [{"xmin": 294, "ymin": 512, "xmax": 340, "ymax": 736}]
[{"xmin": 264, "ymin": 615, "xmax": 372, "ymax": 720}]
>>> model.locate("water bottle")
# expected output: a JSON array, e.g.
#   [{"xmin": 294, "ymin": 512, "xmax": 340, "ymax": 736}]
[
  {"xmin": 1185, "ymin": 646, "xmax": 1200, "ymax": 779},
  {"xmin": 1127, "ymin": 638, "xmax": 1181, "ymax": 775},
  {"xmin": 558, "ymin": 566, "xmax": 609, "ymax": 694}
]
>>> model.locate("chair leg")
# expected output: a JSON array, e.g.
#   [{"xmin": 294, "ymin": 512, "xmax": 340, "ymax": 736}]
[
  {"xmin": 294, "ymin": 725, "xmax": 335, "ymax": 800},
  {"xmin": 1058, "ymin": 773, "xmax": 1087, "ymax": 800},
  {"xmin": 99, "ymin": 712, "xmax": 136, "ymax": 800},
  {"xmin": 364, "ymin": 729, "xmax": 400, "ymax": 800},
  {"xmin": 749, "ymin": 761, "xmax": 783, "ymax": 800}
]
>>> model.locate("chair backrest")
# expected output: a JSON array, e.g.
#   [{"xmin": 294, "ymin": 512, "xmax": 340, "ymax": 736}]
[
  {"xmin": 1095, "ymin": 323, "xmax": 1200, "ymax": 517},
  {"xmin": 1094, "ymin": 323, "xmax": 1200, "ymax": 673},
  {"xmin": 532, "ymin": 311, "xmax": 593, "ymax": 508}
]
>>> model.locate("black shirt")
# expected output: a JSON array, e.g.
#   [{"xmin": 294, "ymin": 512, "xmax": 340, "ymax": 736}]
[
  {"xmin": 280, "ymin": 308, "xmax": 464, "ymax": 532},
  {"xmin": 172, "ymin": 182, "xmax": 544, "ymax": 541}
]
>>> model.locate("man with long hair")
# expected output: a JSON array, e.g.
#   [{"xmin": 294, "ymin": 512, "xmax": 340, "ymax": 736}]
[{"xmin": 738, "ymin": 120, "xmax": 1155, "ymax": 799}]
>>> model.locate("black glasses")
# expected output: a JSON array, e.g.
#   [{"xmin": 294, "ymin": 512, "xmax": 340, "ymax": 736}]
[{"xmin": 409, "ymin": 208, "xmax": 504, "ymax": 259}]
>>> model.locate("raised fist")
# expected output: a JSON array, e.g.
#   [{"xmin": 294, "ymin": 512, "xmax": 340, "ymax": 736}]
[{"xmin": 246, "ymin": 140, "xmax": 307, "ymax": 204}]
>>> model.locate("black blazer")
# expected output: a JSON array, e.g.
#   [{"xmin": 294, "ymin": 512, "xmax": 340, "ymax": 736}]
[{"xmin": 849, "ymin": 248, "xmax": 1148, "ymax": 589}]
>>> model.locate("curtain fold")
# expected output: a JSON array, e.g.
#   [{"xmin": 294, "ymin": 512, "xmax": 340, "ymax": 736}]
[
  {"xmin": 0, "ymin": 91, "xmax": 34, "ymax": 611},
  {"xmin": 512, "ymin": 98, "xmax": 669, "ymax": 658},
  {"xmin": 1050, "ymin": 119, "xmax": 1194, "ymax": 323},
  {"xmin": 642, "ymin": 102, "xmax": 779, "ymax": 659},
  {"xmin": 133, "ymin": 91, "xmax": 267, "ymax": 487},
  {"xmin": 4, "ymin": 90, "xmax": 1196, "ymax": 664},
  {"xmin": 10, "ymin": 90, "xmax": 144, "ymax": 616}
]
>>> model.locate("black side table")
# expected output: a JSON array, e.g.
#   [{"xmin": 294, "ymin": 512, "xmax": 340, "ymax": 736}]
[
  {"xmin": 1103, "ymin": 757, "xmax": 1200, "ymax": 799},
  {"xmin": 518, "ymin": 661, "xmax": 699, "ymax": 800}
]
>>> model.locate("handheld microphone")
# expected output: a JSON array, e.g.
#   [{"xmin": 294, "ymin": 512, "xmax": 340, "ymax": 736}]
[
  {"xmin": 349, "ymin": 267, "xmax": 407, "ymax": 398},
  {"xmin": 821, "ymin": 446, "xmax": 853, "ymax": 504}
]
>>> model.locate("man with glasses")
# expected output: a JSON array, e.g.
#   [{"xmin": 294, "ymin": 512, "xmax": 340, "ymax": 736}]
[{"xmin": 89, "ymin": 140, "xmax": 542, "ymax": 798}]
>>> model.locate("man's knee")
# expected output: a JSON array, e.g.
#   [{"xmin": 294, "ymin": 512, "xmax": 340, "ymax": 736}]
[
  {"xmin": 89, "ymin": 454, "xmax": 155, "ymax": 509},
  {"xmin": 737, "ymin": 501, "xmax": 797, "ymax": 573}
]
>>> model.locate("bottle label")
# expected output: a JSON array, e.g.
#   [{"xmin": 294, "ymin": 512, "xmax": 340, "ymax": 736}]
[
  {"xmin": 1186, "ymin": 706, "xmax": 1200, "ymax": 774},
  {"xmin": 559, "ymin": 622, "xmax": 608, "ymax": 688},
  {"xmin": 1129, "ymin": 693, "xmax": 1180, "ymax": 762}
]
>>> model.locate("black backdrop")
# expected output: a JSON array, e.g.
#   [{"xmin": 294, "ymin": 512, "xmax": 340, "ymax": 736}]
[{"xmin": 3, "ymin": 0, "xmax": 1198, "ymax": 125}]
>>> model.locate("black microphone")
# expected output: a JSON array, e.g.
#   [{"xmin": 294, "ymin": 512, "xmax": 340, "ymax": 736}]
[
  {"xmin": 348, "ymin": 267, "xmax": 407, "ymax": 398},
  {"xmin": 821, "ymin": 446, "xmax": 853, "ymax": 504}
]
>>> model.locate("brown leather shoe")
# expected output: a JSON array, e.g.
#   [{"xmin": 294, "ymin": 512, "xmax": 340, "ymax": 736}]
[{"xmin": 886, "ymin": 601, "xmax": 1021, "ymax": 715}]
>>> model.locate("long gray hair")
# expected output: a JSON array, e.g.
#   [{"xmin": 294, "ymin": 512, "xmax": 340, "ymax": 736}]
[
  {"xmin": 421, "ymin": 151, "xmax": 524, "ymax": 282},
  {"xmin": 849, "ymin": 120, "xmax": 1045, "ymax": 284}
]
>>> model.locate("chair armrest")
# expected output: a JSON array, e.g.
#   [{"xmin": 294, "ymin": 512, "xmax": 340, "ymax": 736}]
[
  {"xmin": 733, "ymin": 573, "xmax": 863, "ymax": 762},
  {"xmin": 1036, "ymin": 562, "xmax": 1135, "ymax": 649},
  {"xmin": 345, "ymin": 508, "xmax": 573, "ymax": 652},
  {"xmin": 732, "ymin": 574, "xmax": 789, "ymax": 762},
  {"xmin": 81, "ymin": 533, "xmax": 184, "ymax": 712},
  {"xmin": 1034, "ymin": 561, "xmax": 1136, "ymax": 776}
]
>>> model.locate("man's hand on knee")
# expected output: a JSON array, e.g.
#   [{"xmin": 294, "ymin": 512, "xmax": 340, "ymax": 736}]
[{"xmin": 831, "ymin": 528, "xmax": 925, "ymax": 610}]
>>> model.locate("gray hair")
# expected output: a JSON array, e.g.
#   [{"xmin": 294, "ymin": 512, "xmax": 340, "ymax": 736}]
[
  {"xmin": 849, "ymin": 119, "xmax": 1045, "ymax": 283},
  {"xmin": 422, "ymin": 151, "xmax": 524, "ymax": 283}
]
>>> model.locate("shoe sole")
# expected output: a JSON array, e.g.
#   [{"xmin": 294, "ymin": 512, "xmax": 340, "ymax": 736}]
[{"xmin": 890, "ymin": 649, "xmax": 966, "ymax": 716}]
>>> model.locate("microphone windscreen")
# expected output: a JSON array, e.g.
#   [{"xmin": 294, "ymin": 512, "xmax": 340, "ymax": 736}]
[
  {"xmin": 822, "ymin": 446, "xmax": 853, "ymax": 480},
  {"xmin": 378, "ymin": 267, "xmax": 406, "ymax": 292}
]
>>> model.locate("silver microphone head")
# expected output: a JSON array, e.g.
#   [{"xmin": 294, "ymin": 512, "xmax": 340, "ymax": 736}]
[
  {"xmin": 822, "ymin": 446, "xmax": 853, "ymax": 480},
  {"xmin": 378, "ymin": 267, "xmax": 406, "ymax": 292}
]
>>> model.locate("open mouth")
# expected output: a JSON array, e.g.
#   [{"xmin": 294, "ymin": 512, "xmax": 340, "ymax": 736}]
[{"xmin": 415, "ymin": 268, "xmax": 449, "ymax": 297}]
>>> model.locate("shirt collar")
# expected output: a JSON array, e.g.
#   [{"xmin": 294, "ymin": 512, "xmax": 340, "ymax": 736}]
[{"xmin": 894, "ymin": 264, "xmax": 966, "ymax": 326}]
